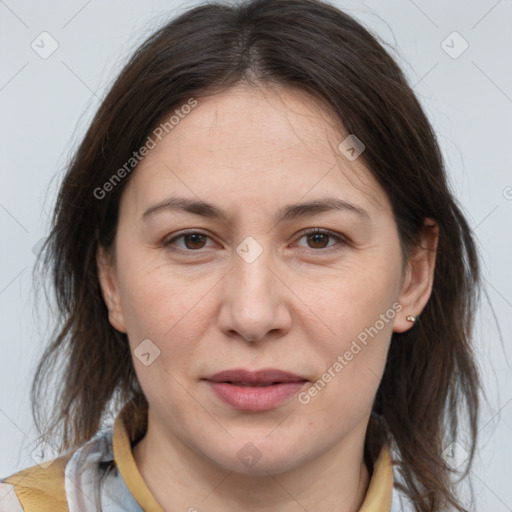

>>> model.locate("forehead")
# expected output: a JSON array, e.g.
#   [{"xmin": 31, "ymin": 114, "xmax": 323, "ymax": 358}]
[{"xmin": 120, "ymin": 84, "xmax": 389, "ymax": 218}]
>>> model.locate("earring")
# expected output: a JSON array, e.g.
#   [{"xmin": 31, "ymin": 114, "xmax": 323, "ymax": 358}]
[{"xmin": 406, "ymin": 315, "xmax": 417, "ymax": 323}]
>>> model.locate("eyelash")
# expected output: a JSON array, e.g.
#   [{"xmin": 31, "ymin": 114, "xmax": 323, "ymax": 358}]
[{"xmin": 162, "ymin": 228, "xmax": 348, "ymax": 254}]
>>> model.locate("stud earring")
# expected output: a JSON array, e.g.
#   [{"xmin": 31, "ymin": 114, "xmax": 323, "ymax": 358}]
[{"xmin": 406, "ymin": 315, "xmax": 417, "ymax": 323}]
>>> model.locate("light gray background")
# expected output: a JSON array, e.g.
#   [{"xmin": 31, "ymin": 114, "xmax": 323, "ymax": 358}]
[{"xmin": 1, "ymin": 0, "xmax": 511, "ymax": 510}]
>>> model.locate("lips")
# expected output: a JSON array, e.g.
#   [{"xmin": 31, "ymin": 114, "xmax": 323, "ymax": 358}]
[
  {"xmin": 203, "ymin": 369, "xmax": 309, "ymax": 411},
  {"xmin": 203, "ymin": 368, "xmax": 308, "ymax": 386}
]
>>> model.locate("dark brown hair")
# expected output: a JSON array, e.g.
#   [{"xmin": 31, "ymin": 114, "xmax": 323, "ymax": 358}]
[{"xmin": 32, "ymin": 1, "xmax": 481, "ymax": 510}]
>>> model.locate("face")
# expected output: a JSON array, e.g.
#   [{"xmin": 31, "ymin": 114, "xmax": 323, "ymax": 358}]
[{"xmin": 98, "ymin": 84, "xmax": 434, "ymax": 475}]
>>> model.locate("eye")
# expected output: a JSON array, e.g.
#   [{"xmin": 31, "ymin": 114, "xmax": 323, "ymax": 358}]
[
  {"xmin": 163, "ymin": 230, "xmax": 215, "ymax": 251},
  {"xmin": 296, "ymin": 228, "xmax": 347, "ymax": 251}
]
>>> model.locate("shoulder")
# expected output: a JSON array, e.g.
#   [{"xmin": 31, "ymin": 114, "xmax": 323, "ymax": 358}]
[
  {"xmin": 0, "ymin": 452, "xmax": 74, "ymax": 512},
  {"xmin": 0, "ymin": 423, "xmax": 118, "ymax": 512}
]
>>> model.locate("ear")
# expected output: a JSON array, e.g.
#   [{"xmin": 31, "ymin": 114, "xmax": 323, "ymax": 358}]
[
  {"xmin": 393, "ymin": 218, "xmax": 439, "ymax": 333},
  {"xmin": 96, "ymin": 245, "xmax": 127, "ymax": 333}
]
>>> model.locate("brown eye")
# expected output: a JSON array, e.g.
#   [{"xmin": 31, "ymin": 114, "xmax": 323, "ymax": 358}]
[
  {"xmin": 182, "ymin": 233, "xmax": 207, "ymax": 249},
  {"xmin": 164, "ymin": 231, "xmax": 213, "ymax": 251},
  {"xmin": 298, "ymin": 229, "xmax": 346, "ymax": 251},
  {"xmin": 306, "ymin": 232, "xmax": 330, "ymax": 249}
]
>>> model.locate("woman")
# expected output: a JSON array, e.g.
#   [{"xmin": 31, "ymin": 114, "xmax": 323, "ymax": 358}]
[{"xmin": 0, "ymin": 0, "xmax": 481, "ymax": 511}]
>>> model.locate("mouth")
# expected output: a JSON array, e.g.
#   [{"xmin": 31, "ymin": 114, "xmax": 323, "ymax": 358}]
[
  {"xmin": 202, "ymin": 369, "xmax": 308, "ymax": 411},
  {"xmin": 203, "ymin": 368, "xmax": 308, "ymax": 386},
  {"xmin": 221, "ymin": 382, "xmax": 287, "ymax": 387}
]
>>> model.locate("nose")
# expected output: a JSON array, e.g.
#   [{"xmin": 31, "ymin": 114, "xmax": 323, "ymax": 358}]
[{"xmin": 216, "ymin": 243, "xmax": 292, "ymax": 343}]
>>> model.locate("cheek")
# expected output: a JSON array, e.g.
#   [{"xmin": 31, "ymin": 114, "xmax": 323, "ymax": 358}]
[
  {"xmin": 297, "ymin": 266, "xmax": 400, "ymax": 417},
  {"xmin": 298, "ymin": 254, "xmax": 401, "ymax": 343},
  {"xmin": 116, "ymin": 262, "xmax": 217, "ymax": 364},
  {"xmin": 300, "ymin": 319, "xmax": 393, "ymax": 428},
  {"xmin": 117, "ymin": 268, "xmax": 209, "ymax": 413}
]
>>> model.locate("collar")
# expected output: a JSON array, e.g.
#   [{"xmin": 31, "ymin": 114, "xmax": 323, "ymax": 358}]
[{"xmin": 112, "ymin": 403, "xmax": 394, "ymax": 511}]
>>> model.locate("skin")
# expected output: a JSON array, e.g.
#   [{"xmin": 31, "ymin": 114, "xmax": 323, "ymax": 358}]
[{"xmin": 97, "ymin": 83, "xmax": 438, "ymax": 512}]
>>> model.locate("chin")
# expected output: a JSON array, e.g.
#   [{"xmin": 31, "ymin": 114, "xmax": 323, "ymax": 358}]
[{"xmin": 203, "ymin": 437, "xmax": 307, "ymax": 476}]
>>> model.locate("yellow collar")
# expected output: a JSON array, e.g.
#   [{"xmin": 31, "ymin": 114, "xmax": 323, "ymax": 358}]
[
  {"xmin": 113, "ymin": 408, "xmax": 165, "ymax": 512},
  {"xmin": 113, "ymin": 407, "xmax": 394, "ymax": 511},
  {"xmin": 359, "ymin": 441, "xmax": 394, "ymax": 511}
]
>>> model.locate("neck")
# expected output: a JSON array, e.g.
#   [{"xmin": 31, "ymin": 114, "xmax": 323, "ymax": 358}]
[{"xmin": 132, "ymin": 411, "xmax": 372, "ymax": 512}]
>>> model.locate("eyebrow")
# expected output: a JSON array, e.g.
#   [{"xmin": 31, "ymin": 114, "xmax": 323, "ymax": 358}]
[{"xmin": 141, "ymin": 196, "xmax": 370, "ymax": 223}]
